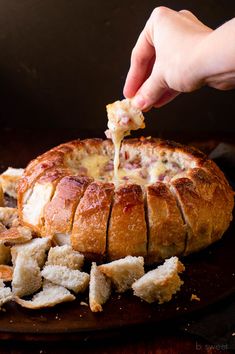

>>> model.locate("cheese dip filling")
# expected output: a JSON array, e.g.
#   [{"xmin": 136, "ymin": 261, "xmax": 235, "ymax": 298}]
[{"xmin": 105, "ymin": 99, "xmax": 145, "ymax": 185}]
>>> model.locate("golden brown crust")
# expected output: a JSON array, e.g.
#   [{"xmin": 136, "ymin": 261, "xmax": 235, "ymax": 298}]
[
  {"xmin": 146, "ymin": 183, "xmax": 186, "ymax": 264},
  {"xmin": 0, "ymin": 184, "xmax": 4, "ymax": 207},
  {"xmin": 71, "ymin": 182, "xmax": 114, "ymax": 261},
  {"xmin": 108, "ymin": 184, "xmax": 147, "ymax": 260},
  {"xmin": 43, "ymin": 176, "xmax": 93, "ymax": 236},
  {"xmin": 0, "ymin": 265, "xmax": 13, "ymax": 281}
]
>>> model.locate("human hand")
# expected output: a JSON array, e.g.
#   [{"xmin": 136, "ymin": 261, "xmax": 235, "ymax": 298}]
[{"xmin": 123, "ymin": 7, "xmax": 213, "ymax": 110}]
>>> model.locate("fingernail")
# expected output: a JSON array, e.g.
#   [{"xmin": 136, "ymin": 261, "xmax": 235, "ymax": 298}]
[{"xmin": 132, "ymin": 95, "xmax": 146, "ymax": 110}]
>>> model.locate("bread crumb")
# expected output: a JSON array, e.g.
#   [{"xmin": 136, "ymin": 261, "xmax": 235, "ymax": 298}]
[
  {"xmin": 191, "ymin": 294, "xmax": 200, "ymax": 302},
  {"xmin": 80, "ymin": 301, "xmax": 88, "ymax": 307}
]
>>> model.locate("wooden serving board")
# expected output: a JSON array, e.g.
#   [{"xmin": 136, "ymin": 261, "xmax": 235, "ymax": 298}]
[
  {"xmin": 0, "ymin": 134, "xmax": 234, "ymax": 341},
  {"xmin": 0, "ymin": 218, "xmax": 234, "ymax": 341}
]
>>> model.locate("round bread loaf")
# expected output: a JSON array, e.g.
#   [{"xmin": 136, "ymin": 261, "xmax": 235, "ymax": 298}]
[{"xmin": 17, "ymin": 138, "xmax": 234, "ymax": 263}]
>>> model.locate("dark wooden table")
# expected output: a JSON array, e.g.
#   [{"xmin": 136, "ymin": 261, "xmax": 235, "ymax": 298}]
[{"xmin": 0, "ymin": 128, "xmax": 234, "ymax": 354}]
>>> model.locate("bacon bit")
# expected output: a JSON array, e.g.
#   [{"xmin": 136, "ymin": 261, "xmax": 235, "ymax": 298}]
[
  {"xmin": 120, "ymin": 116, "xmax": 131, "ymax": 126},
  {"xmin": 103, "ymin": 162, "xmax": 114, "ymax": 172},
  {"xmin": 0, "ymin": 265, "xmax": 13, "ymax": 281},
  {"xmin": 124, "ymin": 151, "xmax": 129, "ymax": 160}
]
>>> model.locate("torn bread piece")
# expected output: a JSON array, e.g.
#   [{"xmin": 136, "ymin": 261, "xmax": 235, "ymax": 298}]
[
  {"xmin": 0, "ymin": 207, "xmax": 19, "ymax": 228},
  {"xmin": 0, "ymin": 242, "xmax": 11, "ymax": 264},
  {"xmin": 41, "ymin": 265, "xmax": 89, "ymax": 293},
  {"xmin": 99, "ymin": 256, "xmax": 144, "ymax": 293},
  {"xmin": 0, "ymin": 226, "xmax": 32, "ymax": 244},
  {"xmin": 89, "ymin": 262, "xmax": 111, "ymax": 312},
  {"xmin": 0, "ymin": 282, "xmax": 13, "ymax": 307},
  {"xmin": 0, "ymin": 222, "xmax": 6, "ymax": 233},
  {"xmin": 12, "ymin": 255, "xmax": 42, "ymax": 297},
  {"xmin": 46, "ymin": 245, "xmax": 84, "ymax": 270},
  {"xmin": 0, "ymin": 167, "xmax": 24, "ymax": 199},
  {"xmin": 14, "ymin": 281, "xmax": 75, "ymax": 309},
  {"xmin": 105, "ymin": 98, "xmax": 145, "ymax": 182},
  {"xmin": 132, "ymin": 256, "xmax": 185, "ymax": 304},
  {"xmin": 0, "ymin": 265, "xmax": 13, "ymax": 281},
  {"xmin": 11, "ymin": 237, "xmax": 51, "ymax": 268}
]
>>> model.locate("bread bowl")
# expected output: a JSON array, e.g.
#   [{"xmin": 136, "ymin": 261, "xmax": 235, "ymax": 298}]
[{"xmin": 17, "ymin": 137, "xmax": 234, "ymax": 263}]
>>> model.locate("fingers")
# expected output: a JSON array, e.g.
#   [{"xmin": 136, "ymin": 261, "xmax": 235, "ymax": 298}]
[
  {"xmin": 131, "ymin": 62, "xmax": 166, "ymax": 110},
  {"xmin": 123, "ymin": 28, "xmax": 155, "ymax": 98}
]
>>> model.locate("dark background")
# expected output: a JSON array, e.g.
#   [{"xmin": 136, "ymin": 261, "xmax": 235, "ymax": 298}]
[{"xmin": 0, "ymin": 0, "xmax": 234, "ymax": 146}]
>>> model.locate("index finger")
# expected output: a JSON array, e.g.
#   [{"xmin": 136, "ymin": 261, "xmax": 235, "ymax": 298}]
[{"xmin": 123, "ymin": 27, "xmax": 155, "ymax": 98}]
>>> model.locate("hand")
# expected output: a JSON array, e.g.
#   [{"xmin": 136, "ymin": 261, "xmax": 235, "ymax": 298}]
[{"xmin": 123, "ymin": 7, "xmax": 213, "ymax": 110}]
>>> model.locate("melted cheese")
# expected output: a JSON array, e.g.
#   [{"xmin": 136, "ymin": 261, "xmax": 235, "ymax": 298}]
[
  {"xmin": 106, "ymin": 99, "xmax": 145, "ymax": 184},
  {"xmin": 79, "ymin": 154, "xmax": 110, "ymax": 179}
]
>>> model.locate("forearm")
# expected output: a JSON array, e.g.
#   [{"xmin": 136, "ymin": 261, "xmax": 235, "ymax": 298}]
[{"xmin": 193, "ymin": 18, "xmax": 235, "ymax": 90}]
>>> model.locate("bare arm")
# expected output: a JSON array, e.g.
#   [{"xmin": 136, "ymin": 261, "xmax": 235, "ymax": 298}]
[{"xmin": 123, "ymin": 7, "xmax": 235, "ymax": 110}]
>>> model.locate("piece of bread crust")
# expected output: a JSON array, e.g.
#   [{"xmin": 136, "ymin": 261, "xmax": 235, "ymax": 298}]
[
  {"xmin": 99, "ymin": 256, "xmax": 144, "ymax": 293},
  {"xmin": 132, "ymin": 256, "xmax": 185, "ymax": 304},
  {"xmin": 12, "ymin": 255, "xmax": 42, "ymax": 297},
  {"xmin": 146, "ymin": 182, "xmax": 186, "ymax": 264},
  {"xmin": 0, "ymin": 226, "xmax": 32, "ymax": 244},
  {"xmin": 0, "ymin": 285, "xmax": 12, "ymax": 307},
  {"xmin": 41, "ymin": 265, "xmax": 89, "ymax": 293},
  {"xmin": 0, "ymin": 184, "xmax": 4, "ymax": 207},
  {"xmin": 0, "ymin": 265, "xmax": 13, "ymax": 281},
  {"xmin": 46, "ymin": 245, "xmax": 84, "ymax": 270},
  {"xmin": 0, "ymin": 167, "xmax": 24, "ymax": 199},
  {"xmin": 11, "ymin": 237, "xmax": 51, "ymax": 268},
  {"xmin": 0, "ymin": 242, "xmax": 11, "ymax": 265},
  {"xmin": 14, "ymin": 282, "xmax": 75, "ymax": 309},
  {"xmin": 43, "ymin": 176, "xmax": 92, "ymax": 237},
  {"xmin": 108, "ymin": 185, "xmax": 147, "ymax": 260},
  {"xmin": 0, "ymin": 207, "xmax": 19, "ymax": 228},
  {"xmin": 89, "ymin": 262, "xmax": 111, "ymax": 312},
  {"xmin": 71, "ymin": 181, "xmax": 114, "ymax": 261}
]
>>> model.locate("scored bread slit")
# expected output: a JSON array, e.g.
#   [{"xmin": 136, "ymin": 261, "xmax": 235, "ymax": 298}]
[
  {"xmin": 169, "ymin": 185, "xmax": 188, "ymax": 256},
  {"xmin": 143, "ymin": 188, "xmax": 150, "ymax": 264},
  {"xmin": 146, "ymin": 182, "xmax": 186, "ymax": 264},
  {"xmin": 105, "ymin": 187, "xmax": 115, "ymax": 262}
]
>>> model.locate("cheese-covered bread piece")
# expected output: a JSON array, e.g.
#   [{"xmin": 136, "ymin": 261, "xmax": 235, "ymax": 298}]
[
  {"xmin": 146, "ymin": 183, "xmax": 186, "ymax": 263},
  {"xmin": 105, "ymin": 99, "xmax": 145, "ymax": 182},
  {"xmin": 108, "ymin": 184, "xmax": 147, "ymax": 260},
  {"xmin": 0, "ymin": 167, "xmax": 24, "ymax": 199},
  {"xmin": 43, "ymin": 176, "xmax": 92, "ymax": 238},
  {"xmin": 71, "ymin": 182, "xmax": 114, "ymax": 261},
  {"xmin": 132, "ymin": 256, "xmax": 185, "ymax": 303}
]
